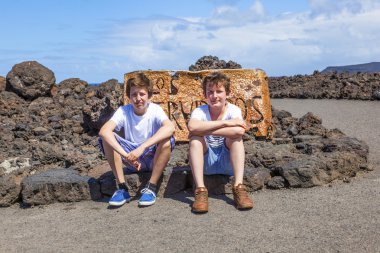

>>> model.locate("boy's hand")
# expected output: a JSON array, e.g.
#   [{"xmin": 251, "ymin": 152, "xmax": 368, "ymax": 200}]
[
  {"xmin": 124, "ymin": 145, "xmax": 146, "ymax": 171},
  {"xmin": 124, "ymin": 153, "xmax": 141, "ymax": 171}
]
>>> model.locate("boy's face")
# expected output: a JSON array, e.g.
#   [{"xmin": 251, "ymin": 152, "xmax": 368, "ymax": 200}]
[
  {"xmin": 205, "ymin": 82, "xmax": 228, "ymax": 110},
  {"xmin": 130, "ymin": 86, "xmax": 149, "ymax": 114}
]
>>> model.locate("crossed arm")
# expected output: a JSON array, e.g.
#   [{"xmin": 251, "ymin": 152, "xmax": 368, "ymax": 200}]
[
  {"xmin": 99, "ymin": 119, "xmax": 175, "ymax": 170},
  {"xmin": 188, "ymin": 118, "xmax": 247, "ymax": 138}
]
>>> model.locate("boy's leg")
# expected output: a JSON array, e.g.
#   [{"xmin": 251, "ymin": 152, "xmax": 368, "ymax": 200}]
[
  {"xmin": 149, "ymin": 137, "xmax": 172, "ymax": 184},
  {"xmin": 226, "ymin": 136, "xmax": 253, "ymax": 209},
  {"xmin": 138, "ymin": 137, "xmax": 173, "ymax": 207},
  {"xmin": 101, "ymin": 139, "xmax": 131, "ymax": 206},
  {"xmin": 189, "ymin": 136, "xmax": 207, "ymax": 187},
  {"xmin": 225, "ymin": 136, "xmax": 245, "ymax": 186},
  {"xmin": 102, "ymin": 139, "xmax": 126, "ymax": 184},
  {"xmin": 189, "ymin": 136, "xmax": 208, "ymax": 213}
]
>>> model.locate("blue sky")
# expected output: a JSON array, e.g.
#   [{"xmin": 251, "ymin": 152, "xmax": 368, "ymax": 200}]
[{"xmin": 1, "ymin": 0, "xmax": 380, "ymax": 83}]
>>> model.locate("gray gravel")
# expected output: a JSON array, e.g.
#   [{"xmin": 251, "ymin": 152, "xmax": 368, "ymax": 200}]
[{"xmin": 1, "ymin": 99, "xmax": 379, "ymax": 253}]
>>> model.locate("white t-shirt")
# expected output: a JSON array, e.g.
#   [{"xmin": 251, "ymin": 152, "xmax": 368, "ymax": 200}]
[
  {"xmin": 110, "ymin": 103, "xmax": 168, "ymax": 144},
  {"xmin": 190, "ymin": 103, "xmax": 243, "ymax": 148}
]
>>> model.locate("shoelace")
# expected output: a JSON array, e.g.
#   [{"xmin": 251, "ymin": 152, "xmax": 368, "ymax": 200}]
[
  {"xmin": 196, "ymin": 191, "xmax": 208, "ymax": 201},
  {"xmin": 141, "ymin": 188, "xmax": 156, "ymax": 197},
  {"xmin": 235, "ymin": 187, "xmax": 249, "ymax": 199},
  {"xmin": 114, "ymin": 189, "xmax": 124, "ymax": 196}
]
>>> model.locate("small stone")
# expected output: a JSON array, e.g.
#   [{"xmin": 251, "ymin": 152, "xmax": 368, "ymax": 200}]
[
  {"xmin": 33, "ymin": 127, "xmax": 49, "ymax": 136},
  {"xmin": 267, "ymin": 176, "xmax": 286, "ymax": 189},
  {"xmin": 372, "ymin": 90, "xmax": 380, "ymax": 100}
]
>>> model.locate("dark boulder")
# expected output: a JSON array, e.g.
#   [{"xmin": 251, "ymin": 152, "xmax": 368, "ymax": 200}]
[
  {"xmin": 373, "ymin": 89, "xmax": 380, "ymax": 100},
  {"xmin": 21, "ymin": 168, "xmax": 101, "ymax": 206},
  {"xmin": 6, "ymin": 61, "xmax": 55, "ymax": 100},
  {"xmin": 0, "ymin": 174, "xmax": 21, "ymax": 207},
  {"xmin": 189, "ymin": 55, "xmax": 242, "ymax": 71},
  {"xmin": 0, "ymin": 76, "xmax": 5, "ymax": 92},
  {"xmin": 82, "ymin": 79, "xmax": 123, "ymax": 132}
]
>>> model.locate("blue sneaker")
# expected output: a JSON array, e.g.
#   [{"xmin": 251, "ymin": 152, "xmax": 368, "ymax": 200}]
[
  {"xmin": 138, "ymin": 188, "xmax": 156, "ymax": 206},
  {"xmin": 109, "ymin": 189, "xmax": 131, "ymax": 206}
]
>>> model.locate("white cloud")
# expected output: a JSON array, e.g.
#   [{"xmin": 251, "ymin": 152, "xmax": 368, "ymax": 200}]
[
  {"xmin": 91, "ymin": 0, "xmax": 380, "ymax": 77},
  {"xmin": 309, "ymin": 0, "xmax": 380, "ymax": 16},
  {"xmin": 249, "ymin": 0, "xmax": 265, "ymax": 16},
  {"xmin": 207, "ymin": 0, "xmax": 266, "ymax": 27}
]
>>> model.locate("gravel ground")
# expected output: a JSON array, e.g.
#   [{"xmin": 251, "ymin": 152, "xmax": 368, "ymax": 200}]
[{"xmin": 0, "ymin": 99, "xmax": 379, "ymax": 253}]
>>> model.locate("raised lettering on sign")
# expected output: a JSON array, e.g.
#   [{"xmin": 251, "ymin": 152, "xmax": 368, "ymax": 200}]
[{"xmin": 124, "ymin": 69, "xmax": 273, "ymax": 141}]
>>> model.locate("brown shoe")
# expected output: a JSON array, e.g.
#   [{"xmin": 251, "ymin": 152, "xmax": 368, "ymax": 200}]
[
  {"xmin": 232, "ymin": 184, "xmax": 254, "ymax": 210},
  {"xmin": 192, "ymin": 187, "xmax": 208, "ymax": 213}
]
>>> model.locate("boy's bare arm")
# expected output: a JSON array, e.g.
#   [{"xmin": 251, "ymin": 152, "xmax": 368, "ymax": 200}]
[
  {"xmin": 127, "ymin": 119, "xmax": 175, "ymax": 162},
  {"xmin": 99, "ymin": 120, "xmax": 141, "ymax": 169},
  {"xmin": 206, "ymin": 125, "xmax": 245, "ymax": 138},
  {"xmin": 99, "ymin": 120, "xmax": 129, "ymax": 157},
  {"xmin": 188, "ymin": 118, "xmax": 247, "ymax": 137}
]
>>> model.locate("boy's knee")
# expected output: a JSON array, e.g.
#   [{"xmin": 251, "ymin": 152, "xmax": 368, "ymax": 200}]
[
  {"xmin": 227, "ymin": 135, "xmax": 243, "ymax": 142},
  {"xmin": 189, "ymin": 136, "xmax": 207, "ymax": 152},
  {"xmin": 189, "ymin": 135, "xmax": 204, "ymax": 143},
  {"xmin": 226, "ymin": 136, "xmax": 243, "ymax": 148},
  {"xmin": 190, "ymin": 136, "xmax": 203, "ymax": 147},
  {"xmin": 158, "ymin": 137, "xmax": 172, "ymax": 150}
]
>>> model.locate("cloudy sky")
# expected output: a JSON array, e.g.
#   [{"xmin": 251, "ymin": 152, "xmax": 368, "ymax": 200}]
[{"xmin": 1, "ymin": 0, "xmax": 380, "ymax": 83}]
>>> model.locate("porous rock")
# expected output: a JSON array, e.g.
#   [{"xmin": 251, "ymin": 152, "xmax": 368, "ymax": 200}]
[
  {"xmin": 269, "ymin": 71, "xmax": 380, "ymax": 100},
  {"xmin": 0, "ymin": 175, "xmax": 21, "ymax": 207},
  {"xmin": 82, "ymin": 79, "xmax": 123, "ymax": 131},
  {"xmin": 189, "ymin": 55, "xmax": 242, "ymax": 71},
  {"xmin": 6, "ymin": 61, "xmax": 55, "ymax": 100},
  {"xmin": 21, "ymin": 168, "xmax": 101, "ymax": 206},
  {"xmin": 0, "ymin": 76, "xmax": 5, "ymax": 92},
  {"xmin": 0, "ymin": 59, "xmax": 372, "ymax": 207}
]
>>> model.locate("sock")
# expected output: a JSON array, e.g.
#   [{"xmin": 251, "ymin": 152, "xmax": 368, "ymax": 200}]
[
  {"xmin": 118, "ymin": 183, "xmax": 128, "ymax": 191},
  {"xmin": 146, "ymin": 182, "xmax": 157, "ymax": 193}
]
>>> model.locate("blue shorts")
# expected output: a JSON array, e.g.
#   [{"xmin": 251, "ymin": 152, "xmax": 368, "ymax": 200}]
[
  {"xmin": 98, "ymin": 133, "xmax": 175, "ymax": 173},
  {"xmin": 204, "ymin": 142, "xmax": 233, "ymax": 176}
]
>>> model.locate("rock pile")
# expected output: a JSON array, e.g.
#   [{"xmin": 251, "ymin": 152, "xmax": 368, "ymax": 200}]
[
  {"xmin": 0, "ymin": 61, "xmax": 370, "ymax": 207},
  {"xmin": 6, "ymin": 61, "xmax": 56, "ymax": 100},
  {"xmin": 190, "ymin": 56, "xmax": 380, "ymax": 100},
  {"xmin": 269, "ymin": 71, "xmax": 380, "ymax": 100},
  {"xmin": 189, "ymin": 55, "xmax": 242, "ymax": 71}
]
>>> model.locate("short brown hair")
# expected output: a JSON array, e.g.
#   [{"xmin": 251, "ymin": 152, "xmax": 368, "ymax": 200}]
[
  {"xmin": 126, "ymin": 73, "xmax": 153, "ymax": 98},
  {"xmin": 202, "ymin": 72, "xmax": 231, "ymax": 96}
]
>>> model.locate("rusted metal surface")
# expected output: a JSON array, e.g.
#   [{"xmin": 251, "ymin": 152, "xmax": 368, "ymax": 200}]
[{"xmin": 124, "ymin": 69, "xmax": 273, "ymax": 141}]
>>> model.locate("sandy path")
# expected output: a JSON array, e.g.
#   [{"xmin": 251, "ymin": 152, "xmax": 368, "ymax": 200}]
[{"xmin": 1, "ymin": 99, "xmax": 379, "ymax": 253}]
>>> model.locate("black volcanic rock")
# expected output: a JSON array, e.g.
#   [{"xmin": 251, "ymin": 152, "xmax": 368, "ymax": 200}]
[
  {"xmin": 21, "ymin": 168, "xmax": 101, "ymax": 206},
  {"xmin": 373, "ymin": 90, "xmax": 380, "ymax": 100},
  {"xmin": 269, "ymin": 71, "xmax": 380, "ymax": 100},
  {"xmin": 6, "ymin": 61, "xmax": 56, "ymax": 100},
  {"xmin": 0, "ymin": 174, "xmax": 21, "ymax": 207},
  {"xmin": 0, "ymin": 60, "xmax": 372, "ymax": 206},
  {"xmin": 0, "ymin": 76, "xmax": 5, "ymax": 92},
  {"xmin": 82, "ymin": 79, "xmax": 123, "ymax": 132},
  {"xmin": 189, "ymin": 55, "xmax": 242, "ymax": 71}
]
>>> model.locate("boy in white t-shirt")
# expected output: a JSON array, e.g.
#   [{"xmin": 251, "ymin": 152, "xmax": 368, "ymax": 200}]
[
  {"xmin": 188, "ymin": 72, "xmax": 253, "ymax": 213},
  {"xmin": 99, "ymin": 73, "xmax": 175, "ymax": 207}
]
